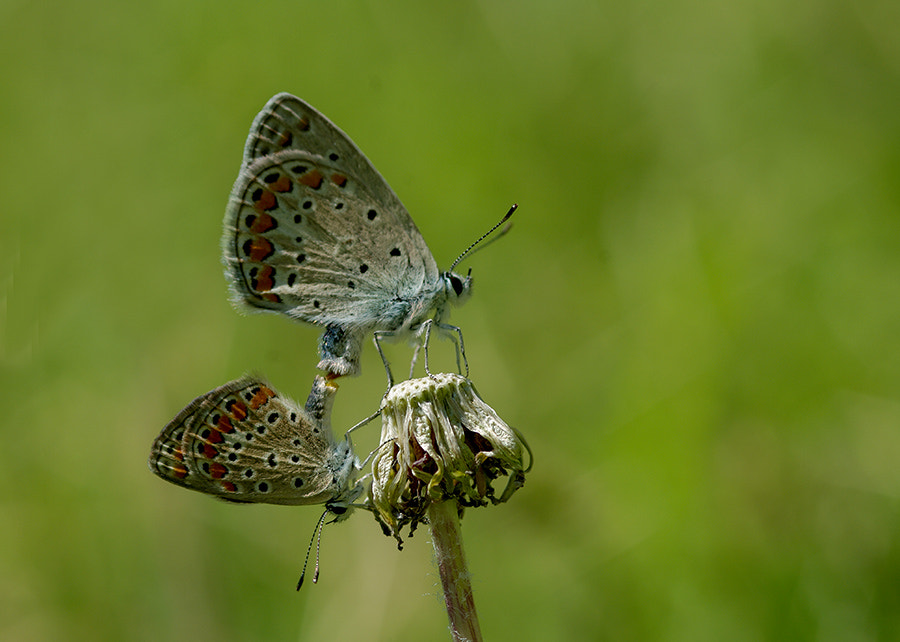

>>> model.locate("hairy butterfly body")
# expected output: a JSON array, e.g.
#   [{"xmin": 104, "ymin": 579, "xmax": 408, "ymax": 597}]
[
  {"xmin": 149, "ymin": 375, "xmax": 362, "ymax": 516},
  {"xmin": 222, "ymin": 93, "xmax": 473, "ymax": 379}
]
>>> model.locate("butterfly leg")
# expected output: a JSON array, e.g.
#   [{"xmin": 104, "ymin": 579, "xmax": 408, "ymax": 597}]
[
  {"xmin": 359, "ymin": 437, "xmax": 395, "ymax": 469},
  {"xmin": 345, "ymin": 407, "xmax": 382, "ymax": 437},
  {"xmin": 420, "ymin": 319, "xmax": 436, "ymax": 377},
  {"xmin": 436, "ymin": 322, "xmax": 469, "ymax": 378},
  {"xmin": 408, "ymin": 342, "xmax": 422, "ymax": 380},
  {"xmin": 373, "ymin": 330, "xmax": 396, "ymax": 390}
]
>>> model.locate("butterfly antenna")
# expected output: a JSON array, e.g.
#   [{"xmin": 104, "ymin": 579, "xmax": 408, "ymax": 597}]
[
  {"xmin": 297, "ymin": 509, "xmax": 329, "ymax": 590},
  {"xmin": 449, "ymin": 204, "xmax": 518, "ymax": 271}
]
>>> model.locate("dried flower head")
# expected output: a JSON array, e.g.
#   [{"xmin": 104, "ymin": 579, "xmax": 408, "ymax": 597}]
[{"xmin": 368, "ymin": 373, "xmax": 531, "ymax": 543}]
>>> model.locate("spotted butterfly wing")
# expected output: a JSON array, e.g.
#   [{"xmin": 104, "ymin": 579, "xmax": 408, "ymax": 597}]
[
  {"xmin": 222, "ymin": 93, "xmax": 471, "ymax": 377},
  {"xmin": 149, "ymin": 375, "xmax": 361, "ymax": 511},
  {"xmin": 240, "ymin": 93, "xmax": 418, "ymax": 223}
]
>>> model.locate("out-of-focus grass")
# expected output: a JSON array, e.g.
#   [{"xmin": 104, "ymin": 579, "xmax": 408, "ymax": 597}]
[{"xmin": 2, "ymin": 1, "xmax": 898, "ymax": 640}]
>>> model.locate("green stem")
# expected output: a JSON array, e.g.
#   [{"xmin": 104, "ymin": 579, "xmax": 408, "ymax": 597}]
[{"xmin": 428, "ymin": 500, "xmax": 483, "ymax": 642}]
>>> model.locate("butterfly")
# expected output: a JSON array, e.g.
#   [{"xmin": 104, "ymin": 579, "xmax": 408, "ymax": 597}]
[
  {"xmin": 221, "ymin": 93, "xmax": 513, "ymax": 381},
  {"xmin": 148, "ymin": 375, "xmax": 362, "ymax": 516}
]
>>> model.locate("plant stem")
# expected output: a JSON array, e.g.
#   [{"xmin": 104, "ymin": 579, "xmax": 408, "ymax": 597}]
[{"xmin": 428, "ymin": 500, "xmax": 483, "ymax": 642}]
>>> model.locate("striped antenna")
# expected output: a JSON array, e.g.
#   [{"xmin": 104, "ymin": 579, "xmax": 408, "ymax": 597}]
[{"xmin": 449, "ymin": 204, "xmax": 517, "ymax": 271}]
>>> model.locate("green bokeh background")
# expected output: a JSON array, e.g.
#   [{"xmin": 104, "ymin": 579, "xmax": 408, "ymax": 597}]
[{"xmin": 3, "ymin": 1, "xmax": 899, "ymax": 640}]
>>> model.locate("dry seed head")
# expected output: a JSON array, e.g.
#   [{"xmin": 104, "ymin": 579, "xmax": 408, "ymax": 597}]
[{"xmin": 368, "ymin": 373, "xmax": 531, "ymax": 543}]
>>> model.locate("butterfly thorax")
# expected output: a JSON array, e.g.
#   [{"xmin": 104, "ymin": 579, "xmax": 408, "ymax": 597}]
[
  {"xmin": 325, "ymin": 439, "xmax": 360, "ymax": 491},
  {"xmin": 379, "ymin": 269, "xmax": 471, "ymax": 331}
]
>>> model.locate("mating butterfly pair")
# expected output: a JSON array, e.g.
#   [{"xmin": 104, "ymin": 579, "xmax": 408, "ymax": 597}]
[{"xmin": 151, "ymin": 93, "xmax": 509, "ymax": 520}]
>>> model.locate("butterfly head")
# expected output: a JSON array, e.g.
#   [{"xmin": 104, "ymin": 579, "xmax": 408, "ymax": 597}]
[
  {"xmin": 443, "ymin": 268, "xmax": 473, "ymax": 307},
  {"xmin": 324, "ymin": 477, "xmax": 365, "ymax": 523},
  {"xmin": 324, "ymin": 500, "xmax": 354, "ymax": 523}
]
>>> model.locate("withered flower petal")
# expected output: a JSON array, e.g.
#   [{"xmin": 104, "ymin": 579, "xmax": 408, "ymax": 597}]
[{"xmin": 368, "ymin": 374, "xmax": 531, "ymax": 543}]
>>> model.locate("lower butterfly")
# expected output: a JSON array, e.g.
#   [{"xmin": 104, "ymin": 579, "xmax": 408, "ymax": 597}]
[{"xmin": 149, "ymin": 375, "xmax": 363, "ymax": 516}]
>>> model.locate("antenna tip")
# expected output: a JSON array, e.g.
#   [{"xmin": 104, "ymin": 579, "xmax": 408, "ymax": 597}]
[{"xmin": 448, "ymin": 203, "xmax": 519, "ymax": 270}]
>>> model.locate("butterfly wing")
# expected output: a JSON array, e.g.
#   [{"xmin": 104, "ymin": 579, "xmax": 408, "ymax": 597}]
[
  {"xmin": 223, "ymin": 149, "xmax": 441, "ymax": 328},
  {"xmin": 149, "ymin": 376, "xmax": 360, "ymax": 506},
  {"xmin": 223, "ymin": 96, "xmax": 448, "ymax": 376},
  {"xmin": 242, "ymin": 93, "xmax": 409, "ymax": 213}
]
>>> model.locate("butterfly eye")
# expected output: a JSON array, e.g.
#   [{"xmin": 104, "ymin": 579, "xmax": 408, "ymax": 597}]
[{"xmin": 449, "ymin": 274, "xmax": 464, "ymax": 297}]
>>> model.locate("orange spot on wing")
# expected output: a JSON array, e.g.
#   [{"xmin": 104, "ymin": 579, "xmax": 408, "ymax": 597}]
[
  {"xmin": 254, "ymin": 265, "xmax": 275, "ymax": 292},
  {"xmin": 271, "ymin": 174, "xmax": 292, "ymax": 192},
  {"xmin": 331, "ymin": 173, "xmax": 347, "ymax": 187},
  {"xmin": 221, "ymin": 481, "xmax": 237, "ymax": 492},
  {"xmin": 201, "ymin": 443, "xmax": 219, "ymax": 459},
  {"xmin": 172, "ymin": 463, "xmax": 188, "ymax": 479},
  {"xmin": 261, "ymin": 292, "xmax": 281, "ymax": 303},
  {"xmin": 217, "ymin": 414, "xmax": 236, "ymax": 432},
  {"xmin": 249, "ymin": 385, "xmax": 276, "ymax": 409},
  {"xmin": 227, "ymin": 400, "xmax": 247, "ymax": 422},
  {"xmin": 209, "ymin": 462, "xmax": 228, "ymax": 479},
  {"xmin": 249, "ymin": 212, "xmax": 277, "ymax": 233},
  {"xmin": 278, "ymin": 131, "xmax": 293, "ymax": 147},
  {"xmin": 206, "ymin": 428, "xmax": 224, "ymax": 444},
  {"xmin": 253, "ymin": 190, "xmax": 277, "ymax": 212},
  {"xmin": 246, "ymin": 238, "xmax": 275, "ymax": 262},
  {"xmin": 298, "ymin": 169, "xmax": 323, "ymax": 189}
]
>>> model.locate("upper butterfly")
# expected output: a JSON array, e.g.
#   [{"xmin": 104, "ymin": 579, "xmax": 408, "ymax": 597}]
[
  {"xmin": 223, "ymin": 93, "xmax": 475, "ymax": 379},
  {"xmin": 149, "ymin": 375, "xmax": 362, "ymax": 516}
]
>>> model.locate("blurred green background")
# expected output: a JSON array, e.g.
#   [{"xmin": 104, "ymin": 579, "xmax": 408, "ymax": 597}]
[{"xmin": 2, "ymin": 0, "xmax": 899, "ymax": 640}]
